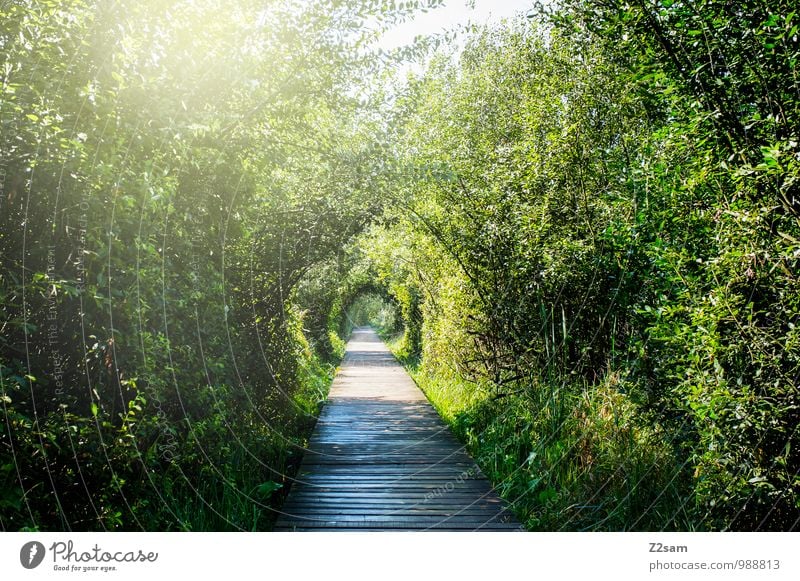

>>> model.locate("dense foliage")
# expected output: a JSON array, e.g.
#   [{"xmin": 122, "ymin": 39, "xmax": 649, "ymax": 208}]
[
  {"xmin": 354, "ymin": 1, "xmax": 799, "ymax": 530},
  {"xmin": 2, "ymin": 0, "xmax": 798, "ymax": 531}
]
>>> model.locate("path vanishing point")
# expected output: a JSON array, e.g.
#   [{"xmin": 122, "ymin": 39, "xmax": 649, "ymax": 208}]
[{"xmin": 275, "ymin": 327, "xmax": 521, "ymax": 531}]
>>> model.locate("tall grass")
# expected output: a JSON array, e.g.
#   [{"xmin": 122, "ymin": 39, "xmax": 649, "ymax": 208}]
[
  {"xmin": 154, "ymin": 314, "xmax": 338, "ymax": 531},
  {"xmin": 390, "ymin": 330, "xmax": 692, "ymax": 531}
]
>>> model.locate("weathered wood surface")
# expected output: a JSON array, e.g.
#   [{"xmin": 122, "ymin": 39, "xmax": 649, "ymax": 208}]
[{"xmin": 275, "ymin": 327, "xmax": 521, "ymax": 531}]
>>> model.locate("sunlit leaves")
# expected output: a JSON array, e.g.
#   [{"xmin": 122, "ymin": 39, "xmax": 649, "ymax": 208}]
[{"xmin": 0, "ymin": 0, "xmax": 416, "ymax": 531}]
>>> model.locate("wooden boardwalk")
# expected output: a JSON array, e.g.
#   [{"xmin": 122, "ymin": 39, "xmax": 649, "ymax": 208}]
[{"xmin": 275, "ymin": 327, "xmax": 521, "ymax": 531}]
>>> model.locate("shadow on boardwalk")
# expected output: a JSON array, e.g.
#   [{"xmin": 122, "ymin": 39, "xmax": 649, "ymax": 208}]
[{"xmin": 275, "ymin": 327, "xmax": 521, "ymax": 531}]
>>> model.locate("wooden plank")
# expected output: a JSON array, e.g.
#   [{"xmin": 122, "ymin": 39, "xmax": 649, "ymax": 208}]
[
  {"xmin": 275, "ymin": 521, "xmax": 522, "ymax": 531},
  {"xmin": 280, "ymin": 505, "xmax": 511, "ymax": 514},
  {"xmin": 274, "ymin": 327, "xmax": 521, "ymax": 532}
]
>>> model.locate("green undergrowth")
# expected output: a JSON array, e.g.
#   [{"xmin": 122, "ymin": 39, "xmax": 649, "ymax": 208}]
[
  {"xmin": 166, "ymin": 313, "xmax": 340, "ymax": 531},
  {"xmin": 389, "ymin": 336, "xmax": 691, "ymax": 531},
  {"xmin": 144, "ymin": 319, "xmax": 339, "ymax": 531},
  {"xmin": 384, "ymin": 330, "xmax": 419, "ymax": 366},
  {"xmin": 290, "ymin": 310, "xmax": 341, "ymax": 417},
  {"xmin": 1, "ymin": 312, "xmax": 338, "ymax": 532}
]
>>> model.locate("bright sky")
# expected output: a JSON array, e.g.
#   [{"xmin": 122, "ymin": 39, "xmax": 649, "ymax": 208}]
[{"xmin": 377, "ymin": 0, "xmax": 536, "ymax": 51}]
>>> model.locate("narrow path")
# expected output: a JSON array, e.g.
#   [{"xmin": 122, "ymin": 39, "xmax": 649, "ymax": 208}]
[{"xmin": 275, "ymin": 327, "xmax": 521, "ymax": 531}]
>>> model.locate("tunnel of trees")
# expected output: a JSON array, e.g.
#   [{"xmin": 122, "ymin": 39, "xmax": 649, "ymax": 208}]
[{"xmin": 1, "ymin": 0, "xmax": 798, "ymax": 531}]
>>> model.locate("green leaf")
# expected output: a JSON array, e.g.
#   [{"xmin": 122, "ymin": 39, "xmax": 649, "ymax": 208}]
[{"xmin": 254, "ymin": 481, "xmax": 283, "ymax": 499}]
